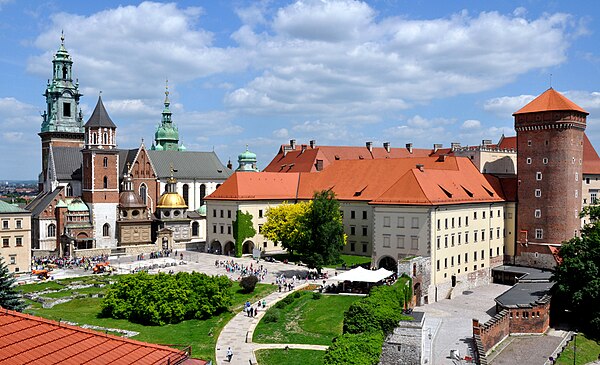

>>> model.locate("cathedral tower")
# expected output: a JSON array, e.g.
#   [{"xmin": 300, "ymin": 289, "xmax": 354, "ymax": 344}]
[
  {"xmin": 82, "ymin": 95, "xmax": 119, "ymax": 248},
  {"xmin": 514, "ymin": 88, "xmax": 588, "ymax": 268},
  {"xmin": 151, "ymin": 81, "xmax": 186, "ymax": 151},
  {"xmin": 39, "ymin": 34, "xmax": 84, "ymax": 190}
]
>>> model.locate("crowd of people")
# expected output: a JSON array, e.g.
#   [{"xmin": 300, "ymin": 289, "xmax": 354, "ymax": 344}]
[
  {"xmin": 31, "ymin": 255, "xmax": 108, "ymax": 271},
  {"xmin": 136, "ymin": 249, "xmax": 182, "ymax": 261},
  {"xmin": 214, "ymin": 259, "xmax": 268, "ymax": 281}
]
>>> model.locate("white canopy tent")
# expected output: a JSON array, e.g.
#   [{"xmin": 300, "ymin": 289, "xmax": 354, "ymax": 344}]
[{"xmin": 330, "ymin": 266, "xmax": 394, "ymax": 283}]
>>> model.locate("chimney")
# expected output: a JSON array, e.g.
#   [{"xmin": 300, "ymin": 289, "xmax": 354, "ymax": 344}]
[
  {"xmin": 482, "ymin": 139, "xmax": 492, "ymax": 146},
  {"xmin": 437, "ymin": 155, "xmax": 447, "ymax": 162},
  {"xmin": 366, "ymin": 141, "xmax": 373, "ymax": 152},
  {"xmin": 309, "ymin": 140, "xmax": 316, "ymax": 149},
  {"xmin": 315, "ymin": 159, "xmax": 323, "ymax": 171},
  {"xmin": 300, "ymin": 144, "xmax": 307, "ymax": 154},
  {"xmin": 451, "ymin": 142, "xmax": 461, "ymax": 150},
  {"xmin": 433, "ymin": 143, "xmax": 443, "ymax": 153},
  {"xmin": 416, "ymin": 164, "xmax": 424, "ymax": 172},
  {"xmin": 290, "ymin": 139, "xmax": 296, "ymax": 149},
  {"xmin": 383, "ymin": 142, "xmax": 390, "ymax": 153},
  {"xmin": 406, "ymin": 143, "xmax": 413, "ymax": 154}
]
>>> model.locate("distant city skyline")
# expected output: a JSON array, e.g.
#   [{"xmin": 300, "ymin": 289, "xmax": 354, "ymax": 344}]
[{"xmin": 1, "ymin": 0, "xmax": 600, "ymax": 179}]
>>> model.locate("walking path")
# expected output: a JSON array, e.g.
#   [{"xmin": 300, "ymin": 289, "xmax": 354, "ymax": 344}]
[{"xmin": 215, "ymin": 283, "xmax": 329, "ymax": 365}]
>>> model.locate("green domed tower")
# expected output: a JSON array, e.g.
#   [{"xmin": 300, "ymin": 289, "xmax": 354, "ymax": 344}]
[
  {"xmin": 236, "ymin": 145, "xmax": 259, "ymax": 172},
  {"xmin": 152, "ymin": 81, "xmax": 185, "ymax": 151}
]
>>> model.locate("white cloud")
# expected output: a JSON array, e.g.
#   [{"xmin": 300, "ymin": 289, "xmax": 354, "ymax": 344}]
[
  {"xmin": 461, "ymin": 119, "xmax": 482, "ymax": 130},
  {"xmin": 272, "ymin": 128, "xmax": 289, "ymax": 138},
  {"xmin": 483, "ymin": 94, "xmax": 536, "ymax": 116}
]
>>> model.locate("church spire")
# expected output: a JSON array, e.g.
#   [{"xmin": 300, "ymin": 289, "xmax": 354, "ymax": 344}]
[{"xmin": 153, "ymin": 80, "xmax": 183, "ymax": 151}]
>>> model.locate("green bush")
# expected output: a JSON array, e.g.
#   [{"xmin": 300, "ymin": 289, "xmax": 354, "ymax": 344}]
[
  {"xmin": 312, "ymin": 292, "xmax": 322, "ymax": 300},
  {"xmin": 293, "ymin": 291, "xmax": 302, "ymax": 299},
  {"xmin": 263, "ymin": 311, "xmax": 279, "ymax": 323},
  {"xmin": 239, "ymin": 275, "xmax": 259, "ymax": 293},
  {"xmin": 100, "ymin": 272, "xmax": 233, "ymax": 325},
  {"xmin": 324, "ymin": 331, "xmax": 384, "ymax": 365}
]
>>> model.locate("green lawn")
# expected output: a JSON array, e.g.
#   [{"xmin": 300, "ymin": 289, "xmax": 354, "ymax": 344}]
[
  {"xmin": 557, "ymin": 333, "xmax": 600, "ymax": 365},
  {"xmin": 325, "ymin": 254, "xmax": 371, "ymax": 269},
  {"xmin": 254, "ymin": 292, "xmax": 360, "ymax": 346},
  {"xmin": 25, "ymin": 279, "xmax": 276, "ymax": 362},
  {"xmin": 255, "ymin": 349, "xmax": 325, "ymax": 365}
]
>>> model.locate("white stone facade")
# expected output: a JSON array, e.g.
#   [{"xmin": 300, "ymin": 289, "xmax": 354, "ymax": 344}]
[{"xmin": 90, "ymin": 203, "xmax": 118, "ymax": 248}]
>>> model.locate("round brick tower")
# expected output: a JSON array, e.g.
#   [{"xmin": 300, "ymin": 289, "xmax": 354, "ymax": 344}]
[{"xmin": 514, "ymin": 88, "xmax": 588, "ymax": 268}]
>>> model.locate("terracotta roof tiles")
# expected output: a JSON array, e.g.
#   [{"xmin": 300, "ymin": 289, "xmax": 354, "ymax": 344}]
[{"xmin": 513, "ymin": 88, "xmax": 588, "ymax": 115}]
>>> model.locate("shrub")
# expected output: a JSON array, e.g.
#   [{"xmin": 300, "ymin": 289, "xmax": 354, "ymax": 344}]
[
  {"xmin": 312, "ymin": 292, "xmax": 322, "ymax": 300},
  {"xmin": 293, "ymin": 291, "xmax": 302, "ymax": 299},
  {"xmin": 263, "ymin": 311, "xmax": 279, "ymax": 323},
  {"xmin": 323, "ymin": 331, "xmax": 384, "ymax": 365},
  {"xmin": 239, "ymin": 275, "xmax": 259, "ymax": 293}
]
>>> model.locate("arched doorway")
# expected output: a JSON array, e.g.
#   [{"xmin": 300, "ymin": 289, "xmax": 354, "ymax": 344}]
[
  {"xmin": 413, "ymin": 282, "xmax": 422, "ymax": 306},
  {"xmin": 242, "ymin": 241, "xmax": 255, "ymax": 255},
  {"xmin": 210, "ymin": 240, "xmax": 222, "ymax": 254},
  {"xmin": 223, "ymin": 241, "xmax": 235, "ymax": 256},
  {"xmin": 378, "ymin": 256, "xmax": 397, "ymax": 272}
]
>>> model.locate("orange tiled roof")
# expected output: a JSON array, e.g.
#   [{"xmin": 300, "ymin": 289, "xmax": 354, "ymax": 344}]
[
  {"xmin": 0, "ymin": 308, "xmax": 202, "ymax": 365},
  {"xmin": 583, "ymin": 134, "xmax": 600, "ymax": 174},
  {"xmin": 497, "ymin": 135, "xmax": 517, "ymax": 150},
  {"xmin": 263, "ymin": 144, "xmax": 433, "ymax": 173},
  {"xmin": 513, "ymin": 88, "xmax": 588, "ymax": 115},
  {"xmin": 209, "ymin": 156, "xmax": 506, "ymax": 206}
]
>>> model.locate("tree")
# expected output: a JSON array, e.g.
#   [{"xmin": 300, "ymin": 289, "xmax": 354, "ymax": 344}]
[
  {"xmin": 0, "ymin": 257, "xmax": 25, "ymax": 311},
  {"xmin": 232, "ymin": 210, "xmax": 256, "ymax": 258},
  {"xmin": 261, "ymin": 201, "xmax": 312, "ymax": 254},
  {"xmin": 301, "ymin": 190, "xmax": 346, "ymax": 273},
  {"xmin": 552, "ymin": 205, "xmax": 600, "ymax": 337}
]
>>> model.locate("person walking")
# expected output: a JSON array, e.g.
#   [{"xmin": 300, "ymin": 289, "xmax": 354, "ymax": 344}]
[{"xmin": 226, "ymin": 347, "xmax": 233, "ymax": 362}]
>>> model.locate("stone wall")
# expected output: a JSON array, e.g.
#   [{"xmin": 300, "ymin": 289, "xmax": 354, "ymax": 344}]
[
  {"xmin": 473, "ymin": 310, "xmax": 510, "ymax": 353},
  {"xmin": 433, "ymin": 266, "xmax": 490, "ymax": 301},
  {"xmin": 398, "ymin": 256, "xmax": 431, "ymax": 305},
  {"xmin": 514, "ymin": 249, "xmax": 557, "ymax": 269},
  {"xmin": 380, "ymin": 313, "xmax": 424, "ymax": 365},
  {"xmin": 72, "ymin": 247, "xmax": 112, "ymax": 258}
]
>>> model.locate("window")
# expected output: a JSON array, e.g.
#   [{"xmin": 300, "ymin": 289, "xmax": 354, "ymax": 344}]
[
  {"xmin": 465, "ymin": 232, "xmax": 469, "ymax": 243},
  {"xmin": 482, "ymin": 230, "xmax": 485, "ymax": 241},
  {"xmin": 451, "ymin": 234, "xmax": 455, "ymax": 247},
  {"xmin": 436, "ymin": 236, "xmax": 441, "ymax": 249},
  {"xmin": 182, "ymin": 184, "xmax": 189, "ymax": 206},
  {"xmin": 437, "ymin": 260, "xmax": 440, "ymax": 271},
  {"xmin": 259, "ymin": 210, "xmax": 263, "ymax": 218},
  {"xmin": 474, "ymin": 251, "xmax": 478, "ymax": 261},
  {"xmin": 527, "ymin": 140, "xmax": 532, "ymax": 146},
  {"xmin": 200, "ymin": 184, "xmax": 206, "ymax": 206},
  {"xmin": 10, "ymin": 255, "xmax": 15, "ymax": 265},
  {"xmin": 351, "ymin": 211, "xmax": 355, "ymax": 219},
  {"xmin": 227, "ymin": 210, "xmax": 231, "ymax": 218},
  {"xmin": 575, "ymin": 190, "xmax": 578, "ymax": 198},
  {"xmin": 536, "ymin": 172, "xmax": 542, "ymax": 181},
  {"xmin": 543, "ymin": 158, "xmax": 548, "ymax": 164},
  {"xmin": 444, "ymin": 236, "xmax": 448, "ymax": 248},
  {"xmin": 213, "ymin": 209, "xmax": 217, "ymax": 218},
  {"xmin": 263, "ymin": 242, "xmax": 267, "ymax": 248},
  {"xmin": 227, "ymin": 225, "xmax": 231, "ymax": 234},
  {"xmin": 92, "ymin": 133, "xmax": 98, "ymax": 145},
  {"xmin": 535, "ymin": 229, "xmax": 543, "ymax": 239},
  {"xmin": 444, "ymin": 258, "xmax": 448, "ymax": 269},
  {"xmin": 362, "ymin": 211, "xmax": 368, "ymax": 220},
  {"xmin": 2, "ymin": 238, "xmax": 8, "ymax": 247},
  {"xmin": 350, "ymin": 226, "xmax": 356, "ymax": 235},
  {"xmin": 482, "ymin": 211, "xmax": 486, "ymax": 219},
  {"xmin": 15, "ymin": 237, "xmax": 22, "ymax": 247},
  {"xmin": 592, "ymin": 192, "xmax": 598, "ymax": 204},
  {"xmin": 535, "ymin": 209, "xmax": 541, "ymax": 218},
  {"xmin": 458, "ymin": 217, "xmax": 461, "ymax": 227},
  {"xmin": 444, "ymin": 218, "xmax": 448, "ymax": 229},
  {"xmin": 465, "ymin": 216, "xmax": 469, "ymax": 226},
  {"xmin": 220, "ymin": 225, "xmax": 224, "ymax": 234},
  {"xmin": 102, "ymin": 223, "xmax": 110, "ymax": 237},
  {"xmin": 103, "ymin": 176, "xmax": 108, "ymax": 189},
  {"xmin": 586, "ymin": 178, "xmax": 590, "ymax": 185},
  {"xmin": 411, "ymin": 236, "xmax": 418, "ymax": 249},
  {"xmin": 66, "ymin": 184, "xmax": 73, "ymax": 196},
  {"xmin": 465, "ymin": 253, "xmax": 468, "ymax": 262},
  {"xmin": 15, "ymin": 220, "xmax": 21, "ymax": 229},
  {"xmin": 458, "ymin": 233, "xmax": 461, "ymax": 245},
  {"xmin": 48, "ymin": 224, "xmax": 56, "ymax": 237},
  {"xmin": 451, "ymin": 217, "xmax": 455, "ymax": 228},
  {"xmin": 535, "ymin": 189, "xmax": 541, "ymax": 198},
  {"xmin": 213, "ymin": 224, "xmax": 217, "ymax": 233},
  {"xmin": 362, "ymin": 243, "xmax": 367, "ymax": 253},
  {"xmin": 497, "ymin": 228, "xmax": 500, "ymax": 239},
  {"xmin": 362, "ymin": 226, "xmax": 368, "ymax": 236},
  {"xmin": 576, "ymin": 172, "xmax": 579, "ymax": 182},
  {"xmin": 383, "ymin": 216, "xmax": 390, "ymax": 227},
  {"xmin": 220, "ymin": 210, "xmax": 224, "ymax": 218},
  {"xmin": 397, "ymin": 217, "xmax": 405, "ymax": 228},
  {"xmin": 397, "ymin": 236, "xmax": 405, "ymax": 248},
  {"xmin": 140, "ymin": 184, "xmax": 147, "ymax": 205},
  {"xmin": 481, "ymin": 250, "xmax": 485, "ymax": 259},
  {"xmin": 474, "ymin": 231, "xmax": 478, "ymax": 242},
  {"xmin": 258, "ymin": 224, "xmax": 263, "ymax": 234},
  {"xmin": 458, "ymin": 254, "xmax": 461, "ymax": 264},
  {"xmin": 63, "ymin": 102, "xmax": 71, "ymax": 117},
  {"xmin": 411, "ymin": 217, "xmax": 419, "ymax": 228},
  {"xmin": 437, "ymin": 219, "xmax": 440, "ymax": 230},
  {"xmin": 451, "ymin": 256, "xmax": 454, "ymax": 267},
  {"xmin": 350, "ymin": 241, "xmax": 356, "ymax": 252},
  {"xmin": 383, "ymin": 235, "xmax": 390, "ymax": 248},
  {"xmin": 192, "ymin": 222, "xmax": 199, "ymax": 236},
  {"xmin": 526, "ymin": 157, "xmax": 532, "ymax": 164},
  {"xmin": 103, "ymin": 133, "xmax": 108, "ymax": 145},
  {"xmin": 103, "ymin": 157, "xmax": 108, "ymax": 168},
  {"xmin": 474, "ymin": 212, "xmax": 477, "ymax": 220}
]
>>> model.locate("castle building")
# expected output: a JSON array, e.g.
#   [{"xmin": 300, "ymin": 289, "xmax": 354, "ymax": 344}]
[
  {"xmin": 27, "ymin": 36, "xmax": 231, "ymax": 257},
  {"xmin": 0, "ymin": 200, "xmax": 31, "ymax": 273},
  {"xmin": 155, "ymin": 169, "xmax": 192, "ymax": 250}
]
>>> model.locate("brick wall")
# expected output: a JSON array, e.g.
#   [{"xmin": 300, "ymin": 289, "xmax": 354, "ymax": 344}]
[
  {"xmin": 508, "ymin": 299, "xmax": 550, "ymax": 334},
  {"xmin": 473, "ymin": 310, "xmax": 510, "ymax": 353}
]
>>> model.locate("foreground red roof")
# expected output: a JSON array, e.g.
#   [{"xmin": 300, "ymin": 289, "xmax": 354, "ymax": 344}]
[
  {"xmin": 583, "ymin": 134, "xmax": 600, "ymax": 175},
  {"xmin": 513, "ymin": 88, "xmax": 588, "ymax": 115},
  {"xmin": 0, "ymin": 308, "xmax": 204, "ymax": 365}
]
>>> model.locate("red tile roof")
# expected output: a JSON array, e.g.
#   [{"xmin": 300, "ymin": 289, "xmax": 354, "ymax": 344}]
[
  {"xmin": 0, "ymin": 308, "xmax": 204, "ymax": 365},
  {"xmin": 263, "ymin": 144, "xmax": 433, "ymax": 173},
  {"xmin": 497, "ymin": 135, "xmax": 517, "ymax": 150},
  {"xmin": 583, "ymin": 134, "xmax": 600, "ymax": 174},
  {"xmin": 513, "ymin": 88, "xmax": 588, "ymax": 115},
  {"xmin": 209, "ymin": 156, "xmax": 507, "ymax": 206}
]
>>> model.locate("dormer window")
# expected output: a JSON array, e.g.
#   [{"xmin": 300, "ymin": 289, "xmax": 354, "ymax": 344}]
[{"xmin": 63, "ymin": 102, "xmax": 71, "ymax": 117}]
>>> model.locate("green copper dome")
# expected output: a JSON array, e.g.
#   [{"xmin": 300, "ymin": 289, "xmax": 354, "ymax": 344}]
[
  {"xmin": 238, "ymin": 148, "xmax": 256, "ymax": 161},
  {"xmin": 155, "ymin": 125, "xmax": 179, "ymax": 141},
  {"xmin": 196, "ymin": 204, "xmax": 206, "ymax": 216}
]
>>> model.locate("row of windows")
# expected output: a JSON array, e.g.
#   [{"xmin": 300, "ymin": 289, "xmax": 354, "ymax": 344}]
[
  {"xmin": 2, "ymin": 237, "xmax": 24, "ymax": 248},
  {"xmin": 510, "ymin": 311, "xmax": 542, "ymax": 319},
  {"xmin": 436, "ymin": 210, "xmax": 502, "ymax": 231},
  {"xmin": 349, "ymin": 226, "xmax": 368, "ymax": 236},
  {"xmin": 213, "ymin": 224, "xmax": 232, "ymax": 235},
  {"xmin": 436, "ymin": 228, "xmax": 503, "ymax": 249},
  {"xmin": 348, "ymin": 210, "xmax": 368, "ymax": 220},
  {"xmin": 526, "ymin": 157, "xmax": 549, "ymax": 165},
  {"xmin": 382, "ymin": 235, "xmax": 419, "ymax": 250},
  {"xmin": 382, "ymin": 216, "xmax": 419, "ymax": 229},
  {"xmin": 435, "ymin": 248, "xmax": 501, "ymax": 271},
  {"xmin": 2, "ymin": 219, "xmax": 23, "ymax": 230},
  {"xmin": 212, "ymin": 209, "xmax": 263, "ymax": 219},
  {"xmin": 348, "ymin": 241, "xmax": 368, "ymax": 253}
]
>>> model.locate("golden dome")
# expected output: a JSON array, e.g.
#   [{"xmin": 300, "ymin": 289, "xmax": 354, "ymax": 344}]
[{"xmin": 157, "ymin": 192, "xmax": 187, "ymax": 209}]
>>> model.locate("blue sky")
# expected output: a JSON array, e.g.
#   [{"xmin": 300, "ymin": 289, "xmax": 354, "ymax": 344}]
[{"xmin": 1, "ymin": 0, "xmax": 600, "ymax": 180}]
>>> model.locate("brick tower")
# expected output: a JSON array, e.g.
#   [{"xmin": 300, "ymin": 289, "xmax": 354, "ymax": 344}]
[
  {"xmin": 82, "ymin": 95, "xmax": 119, "ymax": 248},
  {"xmin": 514, "ymin": 88, "xmax": 588, "ymax": 268},
  {"xmin": 39, "ymin": 33, "xmax": 84, "ymax": 191}
]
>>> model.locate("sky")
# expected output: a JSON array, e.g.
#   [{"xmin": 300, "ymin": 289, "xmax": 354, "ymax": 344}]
[{"xmin": 1, "ymin": 0, "xmax": 600, "ymax": 180}]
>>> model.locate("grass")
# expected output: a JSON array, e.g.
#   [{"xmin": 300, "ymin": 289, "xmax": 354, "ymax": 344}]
[
  {"xmin": 557, "ymin": 333, "xmax": 600, "ymax": 365},
  {"xmin": 255, "ymin": 349, "xmax": 325, "ymax": 365},
  {"xmin": 325, "ymin": 254, "xmax": 371, "ymax": 269},
  {"xmin": 254, "ymin": 292, "xmax": 360, "ymax": 346},
  {"xmin": 25, "ymin": 279, "xmax": 277, "ymax": 363},
  {"xmin": 18, "ymin": 281, "xmax": 64, "ymax": 293}
]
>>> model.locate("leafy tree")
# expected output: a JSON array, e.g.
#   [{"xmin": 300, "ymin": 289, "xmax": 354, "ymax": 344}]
[
  {"xmin": 0, "ymin": 257, "xmax": 25, "ymax": 311},
  {"xmin": 301, "ymin": 190, "xmax": 346, "ymax": 273},
  {"xmin": 323, "ymin": 331, "xmax": 384, "ymax": 365},
  {"xmin": 552, "ymin": 205, "xmax": 600, "ymax": 337},
  {"xmin": 232, "ymin": 210, "xmax": 256, "ymax": 258},
  {"xmin": 261, "ymin": 201, "xmax": 312, "ymax": 254},
  {"xmin": 239, "ymin": 275, "xmax": 258, "ymax": 293}
]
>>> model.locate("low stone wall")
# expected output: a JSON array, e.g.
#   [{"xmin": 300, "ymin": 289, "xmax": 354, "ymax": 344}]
[
  {"xmin": 380, "ymin": 313, "xmax": 424, "ymax": 365},
  {"xmin": 433, "ymin": 266, "xmax": 491, "ymax": 302},
  {"xmin": 508, "ymin": 296, "xmax": 551, "ymax": 334},
  {"xmin": 514, "ymin": 251, "xmax": 556, "ymax": 269},
  {"xmin": 72, "ymin": 248, "xmax": 112, "ymax": 258},
  {"xmin": 473, "ymin": 310, "xmax": 510, "ymax": 354}
]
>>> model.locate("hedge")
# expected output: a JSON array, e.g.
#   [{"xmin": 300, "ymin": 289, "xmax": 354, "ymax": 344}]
[{"xmin": 323, "ymin": 331, "xmax": 384, "ymax": 365}]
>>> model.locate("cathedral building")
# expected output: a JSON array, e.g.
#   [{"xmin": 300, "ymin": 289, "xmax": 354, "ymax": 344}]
[{"xmin": 27, "ymin": 36, "xmax": 232, "ymax": 257}]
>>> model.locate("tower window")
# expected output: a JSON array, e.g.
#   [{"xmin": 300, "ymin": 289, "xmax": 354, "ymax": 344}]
[
  {"xmin": 536, "ymin": 172, "xmax": 542, "ymax": 181},
  {"xmin": 543, "ymin": 158, "xmax": 548, "ymax": 164},
  {"xmin": 535, "ymin": 229, "xmax": 543, "ymax": 239},
  {"xmin": 103, "ymin": 157, "xmax": 108, "ymax": 168},
  {"xmin": 92, "ymin": 133, "xmax": 98, "ymax": 145},
  {"xmin": 47, "ymin": 224, "xmax": 56, "ymax": 237},
  {"xmin": 103, "ymin": 223, "xmax": 110, "ymax": 237},
  {"xmin": 103, "ymin": 176, "xmax": 108, "ymax": 189},
  {"xmin": 535, "ymin": 189, "xmax": 541, "ymax": 197},
  {"xmin": 527, "ymin": 140, "xmax": 532, "ymax": 146},
  {"xmin": 140, "ymin": 184, "xmax": 147, "ymax": 205},
  {"xmin": 103, "ymin": 133, "xmax": 108, "ymax": 145},
  {"xmin": 63, "ymin": 102, "xmax": 71, "ymax": 117},
  {"xmin": 575, "ymin": 172, "xmax": 579, "ymax": 182},
  {"xmin": 526, "ymin": 157, "xmax": 531, "ymax": 164},
  {"xmin": 535, "ymin": 209, "xmax": 541, "ymax": 218}
]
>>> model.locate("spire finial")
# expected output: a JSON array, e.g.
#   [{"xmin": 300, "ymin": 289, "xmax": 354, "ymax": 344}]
[
  {"xmin": 60, "ymin": 30, "xmax": 64, "ymax": 45},
  {"xmin": 246, "ymin": 144, "xmax": 249, "ymax": 151},
  {"xmin": 165, "ymin": 79, "xmax": 170, "ymax": 102},
  {"xmin": 549, "ymin": 73, "xmax": 553, "ymax": 89}
]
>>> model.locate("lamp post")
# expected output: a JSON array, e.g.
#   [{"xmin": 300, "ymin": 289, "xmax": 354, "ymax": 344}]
[{"xmin": 573, "ymin": 331, "xmax": 577, "ymax": 365}]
